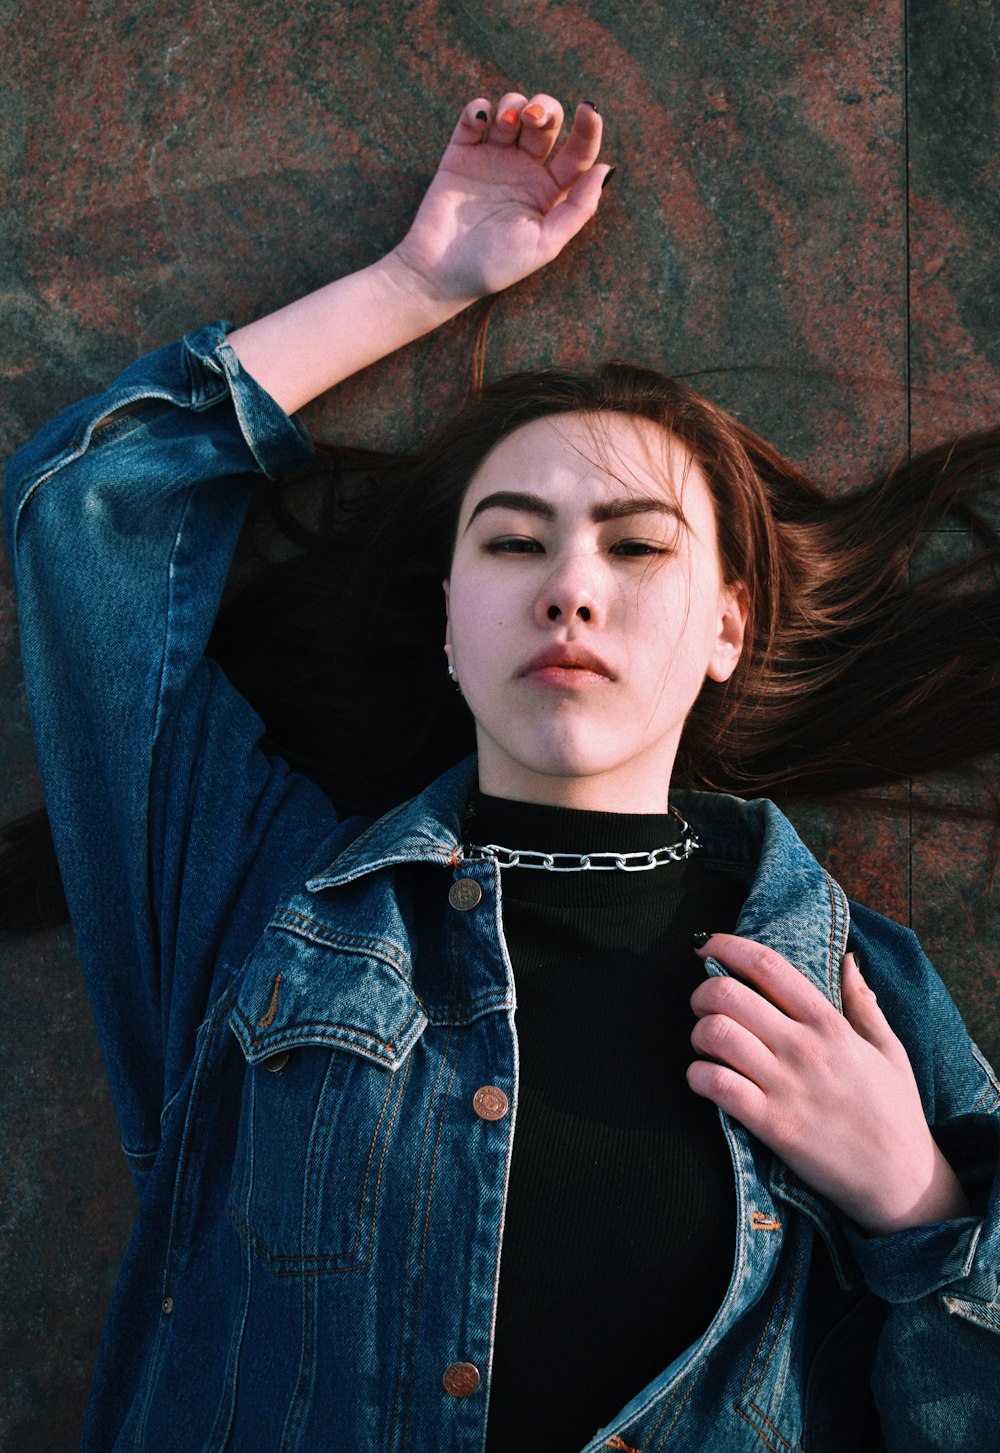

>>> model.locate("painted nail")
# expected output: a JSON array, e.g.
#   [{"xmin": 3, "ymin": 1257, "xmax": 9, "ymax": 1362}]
[
  {"xmin": 601, "ymin": 166, "xmax": 616, "ymax": 189},
  {"xmin": 500, "ymin": 107, "xmax": 520, "ymax": 126},
  {"xmin": 692, "ymin": 931, "xmax": 713, "ymax": 949},
  {"xmin": 523, "ymin": 103, "xmax": 545, "ymax": 122},
  {"xmin": 583, "ymin": 101, "xmax": 600, "ymax": 113},
  {"xmin": 475, "ymin": 109, "xmax": 488, "ymax": 122}
]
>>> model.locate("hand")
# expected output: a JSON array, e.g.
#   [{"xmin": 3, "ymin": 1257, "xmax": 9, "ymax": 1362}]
[
  {"xmin": 227, "ymin": 92, "xmax": 609, "ymax": 413},
  {"xmin": 390, "ymin": 93, "xmax": 611, "ymax": 307},
  {"xmin": 688, "ymin": 935, "xmax": 971, "ymax": 1236}
]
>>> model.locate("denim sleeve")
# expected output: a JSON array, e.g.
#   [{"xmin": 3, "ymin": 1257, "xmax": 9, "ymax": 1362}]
[
  {"xmin": 845, "ymin": 904, "xmax": 1000, "ymax": 1447},
  {"xmin": 2, "ymin": 323, "xmax": 337, "ymax": 1176}
]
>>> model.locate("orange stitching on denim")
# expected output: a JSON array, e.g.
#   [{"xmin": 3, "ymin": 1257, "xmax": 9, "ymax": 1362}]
[
  {"xmin": 606, "ymin": 1437, "xmax": 642, "ymax": 1452},
  {"xmin": 822, "ymin": 869, "xmax": 840, "ymax": 1001},
  {"xmin": 740, "ymin": 1234, "xmax": 799, "ymax": 1404},
  {"xmin": 394, "ymin": 1022, "xmax": 462, "ymax": 1447},
  {"xmin": 732, "ymin": 1404, "xmax": 791, "ymax": 1453},
  {"xmin": 736, "ymin": 1227, "xmax": 802, "ymax": 1451},
  {"xmin": 448, "ymin": 845, "xmax": 462, "ymax": 867},
  {"xmin": 235, "ymin": 1001, "xmax": 421, "ymax": 1059},
  {"xmin": 258, "ymin": 973, "xmax": 282, "ymax": 1029},
  {"xmin": 751, "ymin": 1211, "xmax": 782, "ymax": 1232}
]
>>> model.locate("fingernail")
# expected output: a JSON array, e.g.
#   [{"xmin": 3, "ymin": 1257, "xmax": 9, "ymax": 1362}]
[
  {"xmin": 692, "ymin": 930, "xmax": 713, "ymax": 949},
  {"xmin": 523, "ymin": 103, "xmax": 545, "ymax": 122},
  {"xmin": 601, "ymin": 166, "xmax": 617, "ymax": 190},
  {"xmin": 475, "ymin": 109, "xmax": 488, "ymax": 122},
  {"xmin": 500, "ymin": 107, "xmax": 520, "ymax": 126},
  {"xmin": 584, "ymin": 100, "xmax": 600, "ymax": 113}
]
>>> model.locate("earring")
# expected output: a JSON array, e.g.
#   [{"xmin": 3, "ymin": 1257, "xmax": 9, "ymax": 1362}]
[{"xmin": 446, "ymin": 661, "xmax": 464, "ymax": 697}]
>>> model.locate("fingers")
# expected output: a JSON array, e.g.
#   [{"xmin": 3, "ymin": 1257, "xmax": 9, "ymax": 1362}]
[
  {"xmin": 487, "ymin": 91, "xmax": 531, "ymax": 148},
  {"xmin": 537, "ymin": 162, "xmax": 612, "ymax": 254},
  {"xmin": 691, "ymin": 971, "xmax": 797, "ymax": 1053},
  {"xmin": 841, "ymin": 951, "xmax": 899, "ymax": 1053},
  {"xmin": 686, "ymin": 1056, "xmax": 769, "ymax": 1129},
  {"xmin": 694, "ymin": 933, "xmax": 832, "ymax": 1025},
  {"xmin": 547, "ymin": 102, "xmax": 604, "ymax": 192},
  {"xmin": 449, "ymin": 98, "xmax": 494, "ymax": 145},
  {"xmin": 690, "ymin": 1006, "xmax": 778, "ymax": 1089},
  {"xmin": 689, "ymin": 939, "xmax": 908, "ymax": 1100},
  {"xmin": 449, "ymin": 94, "xmax": 599, "ymax": 174},
  {"xmin": 515, "ymin": 94, "xmax": 566, "ymax": 162},
  {"xmin": 484, "ymin": 91, "xmax": 568, "ymax": 160}
]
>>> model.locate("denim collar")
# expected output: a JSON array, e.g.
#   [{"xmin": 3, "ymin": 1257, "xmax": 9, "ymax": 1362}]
[{"xmin": 306, "ymin": 756, "xmax": 849, "ymax": 1010}]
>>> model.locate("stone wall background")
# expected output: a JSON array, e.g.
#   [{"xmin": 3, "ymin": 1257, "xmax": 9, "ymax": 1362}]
[{"xmin": 2, "ymin": 1, "xmax": 998, "ymax": 1445}]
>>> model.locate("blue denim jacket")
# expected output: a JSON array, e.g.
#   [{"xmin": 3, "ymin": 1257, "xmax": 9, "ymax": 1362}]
[{"xmin": 5, "ymin": 323, "xmax": 1000, "ymax": 1452}]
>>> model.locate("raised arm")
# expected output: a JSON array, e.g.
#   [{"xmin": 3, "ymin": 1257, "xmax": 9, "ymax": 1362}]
[
  {"xmin": 227, "ymin": 93, "xmax": 609, "ymax": 413},
  {"xmin": 3, "ymin": 88, "xmax": 609, "ymax": 1164}
]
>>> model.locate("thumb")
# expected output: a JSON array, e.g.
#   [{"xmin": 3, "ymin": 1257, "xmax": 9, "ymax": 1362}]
[
  {"xmin": 841, "ymin": 951, "xmax": 895, "ymax": 1049},
  {"xmin": 538, "ymin": 164, "xmax": 613, "ymax": 256}
]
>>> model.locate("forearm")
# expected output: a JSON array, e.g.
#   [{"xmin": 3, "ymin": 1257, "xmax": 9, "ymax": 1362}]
[
  {"xmin": 227, "ymin": 249, "xmax": 472, "ymax": 415},
  {"xmin": 227, "ymin": 94, "xmax": 608, "ymax": 414}
]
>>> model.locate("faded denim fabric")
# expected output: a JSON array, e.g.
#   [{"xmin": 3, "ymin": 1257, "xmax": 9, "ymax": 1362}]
[{"xmin": 4, "ymin": 324, "xmax": 1000, "ymax": 1452}]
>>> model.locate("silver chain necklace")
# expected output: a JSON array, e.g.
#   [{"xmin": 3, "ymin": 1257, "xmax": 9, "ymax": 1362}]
[{"xmin": 460, "ymin": 806, "xmax": 700, "ymax": 873}]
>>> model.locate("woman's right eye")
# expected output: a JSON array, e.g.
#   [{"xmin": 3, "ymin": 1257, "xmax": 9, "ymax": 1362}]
[{"xmin": 486, "ymin": 536, "xmax": 544, "ymax": 554}]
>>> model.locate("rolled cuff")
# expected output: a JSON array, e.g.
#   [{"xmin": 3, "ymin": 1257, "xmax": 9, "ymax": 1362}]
[
  {"xmin": 846, "ymin": 1114, "xmax": 1000, "ymax": 1316},
  {"xmin": 184, "ymin": 321, "xmax": 314, "ymax": 479}
]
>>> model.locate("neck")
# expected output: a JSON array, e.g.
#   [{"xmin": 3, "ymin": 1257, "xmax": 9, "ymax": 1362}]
[{"xmin": 474, "ymin": 757, "xmax": 674, "ymax": 815}]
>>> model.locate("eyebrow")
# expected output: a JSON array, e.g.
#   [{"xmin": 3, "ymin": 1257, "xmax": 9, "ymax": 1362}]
[{"xmin": 464, "ymin": 490, "xmax": 685, "ymax": 531}]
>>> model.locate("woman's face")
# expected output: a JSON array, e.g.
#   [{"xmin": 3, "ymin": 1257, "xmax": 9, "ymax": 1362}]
[{"xmin": 444, "ymin": 413, "xmax": 746, "ymax": 812}]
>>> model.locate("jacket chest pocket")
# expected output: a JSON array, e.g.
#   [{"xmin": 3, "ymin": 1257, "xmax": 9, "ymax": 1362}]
[
  {"xmin": 227, "ymin": 930, "xmax": 427, "ymax": 1276},
  {"xmin": 229, "ymin": 1042, "xmax": 412, "ymax": 1273}
]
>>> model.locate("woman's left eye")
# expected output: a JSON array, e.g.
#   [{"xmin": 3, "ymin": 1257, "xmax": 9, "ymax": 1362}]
[{"xmin": 611, "ymin": 540, "xmax": 670, "ymax": 557}]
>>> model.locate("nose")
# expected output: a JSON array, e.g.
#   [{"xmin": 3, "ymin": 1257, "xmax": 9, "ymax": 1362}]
[{"xmin": 533, "ymin": 556, "xmax": 600, "ymax": 628}]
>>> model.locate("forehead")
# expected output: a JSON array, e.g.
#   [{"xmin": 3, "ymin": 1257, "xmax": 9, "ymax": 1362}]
[{"xmin": 460, "ymin": 412, "xmax": 706, "ymax": 516}]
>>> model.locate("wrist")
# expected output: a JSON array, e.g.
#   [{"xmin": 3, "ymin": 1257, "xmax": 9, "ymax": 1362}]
[
  {"xmin": 855, "ymin": 1146, "xmax": 972, "ymax": 1237},
  {"xmin": 376, "ymin": 246, "xmax": 480, "ymax": 327}
]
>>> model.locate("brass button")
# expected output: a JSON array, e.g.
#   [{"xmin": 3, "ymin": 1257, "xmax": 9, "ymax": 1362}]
[
  {"xmin": 448, "ymin": 878, "xmax": 483, "ymax": 911},
  {"xmin": 442, "ymin": 1362, "xmax": 481, "ymax": 1397},
  {"xmin": 263, "ymin": 1050, "xmax": 290, "ymax": 1074},
  {"xmin": 473, "ymin": 1085, "xmax": 509, "ymax": 1122}
]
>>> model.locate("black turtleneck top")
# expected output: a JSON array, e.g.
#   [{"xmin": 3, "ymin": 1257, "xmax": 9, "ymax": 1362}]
[{"xmin": 471, "ymin": 793, "xmax": 747, "ymax": 1453}]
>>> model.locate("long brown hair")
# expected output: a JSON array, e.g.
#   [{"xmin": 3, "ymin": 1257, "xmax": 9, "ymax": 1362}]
[
  {"xmin": 3, "ymin": 364, "xmax": 999, "ymax": 929},
  {"xmin": 312, "ymin": 361, "xmax": 1000, "ymax": 795}
]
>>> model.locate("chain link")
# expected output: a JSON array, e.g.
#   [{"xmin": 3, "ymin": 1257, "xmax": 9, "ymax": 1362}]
[{"xmin": 460, "ymin": 818, "xmax": 700, "ymax": 872}]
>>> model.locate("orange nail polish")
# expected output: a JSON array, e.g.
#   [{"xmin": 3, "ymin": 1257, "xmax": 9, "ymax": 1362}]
[
  {"xmin": 500, "ymin": 107, "xmax": 520, "ymax": 126},
  {"xmin": 523, "ymin": 103, "xmax": 545, "ymax": 122}
]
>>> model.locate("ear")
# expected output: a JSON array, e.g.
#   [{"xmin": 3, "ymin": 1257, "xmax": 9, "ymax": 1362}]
[{"xmin": 705, "ymin": 583, "xmax": 747, "ymax": 683}]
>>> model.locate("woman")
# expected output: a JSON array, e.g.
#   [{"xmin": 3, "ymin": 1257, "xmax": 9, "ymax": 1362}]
[{"xmin": 4, "ymin": 92, "xmax": 999, "ymax": 1451}]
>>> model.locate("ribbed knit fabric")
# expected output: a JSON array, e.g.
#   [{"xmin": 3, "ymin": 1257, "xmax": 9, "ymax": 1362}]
[{"xmin": 472, "ymin": 793, "xmax": 746, "ymax": 1453}]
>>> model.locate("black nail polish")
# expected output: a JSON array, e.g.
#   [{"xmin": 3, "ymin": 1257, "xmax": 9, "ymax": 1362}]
[
  {"xmin": 601, "ymin": 166, "xmax": 616, "ymax": 190},
  {"xmin": 583, "ymin": 101, "xmax": 600, "ymax": 113},
  {"xmin": 692, "ymin": 931, "xmax": 713, "ymax": 949},
  {"xmin": 475, "ymin": 109, "xmax": 488, "ymax": 122}
]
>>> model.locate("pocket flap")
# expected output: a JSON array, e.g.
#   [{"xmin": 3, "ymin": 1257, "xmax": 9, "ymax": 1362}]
[{"xmin": 228, "ymin": 916, "xmax": 427, "ymax": 1071}]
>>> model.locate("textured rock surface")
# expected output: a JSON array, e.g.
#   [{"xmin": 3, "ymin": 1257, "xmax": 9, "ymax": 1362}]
[{"xmin": 2, "ymin": 0, "xmax": 998, "ymax": 1445}]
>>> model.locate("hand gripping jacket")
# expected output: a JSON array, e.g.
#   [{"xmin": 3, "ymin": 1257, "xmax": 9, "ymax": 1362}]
[{"xmin": 4, "ymin": 324, "xmax": 1000, "ymax": 1452}]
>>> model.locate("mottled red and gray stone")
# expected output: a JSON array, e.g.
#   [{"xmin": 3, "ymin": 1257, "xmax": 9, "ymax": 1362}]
[{"xmin": 2, "ymin": 0, "xmax": 998, "ymax": 1444}]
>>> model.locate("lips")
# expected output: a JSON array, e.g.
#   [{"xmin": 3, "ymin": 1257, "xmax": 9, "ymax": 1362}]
[{"xmin": 520, "ymin": 643, "xmax": 616, "ymax": 680}]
